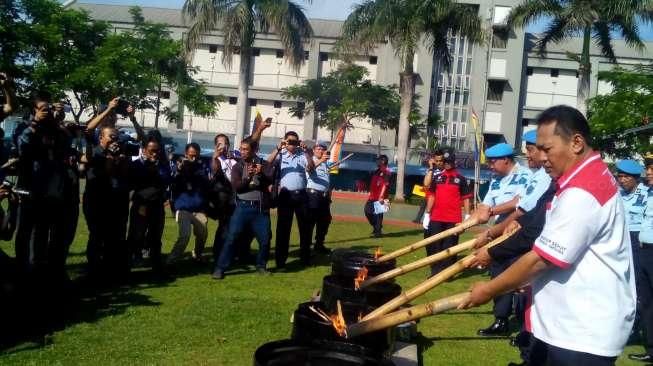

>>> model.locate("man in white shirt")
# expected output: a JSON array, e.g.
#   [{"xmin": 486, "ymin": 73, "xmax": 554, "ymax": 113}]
[{"xmin": 460, "ymin": 105, "xmax": 636, "ymax": 365}]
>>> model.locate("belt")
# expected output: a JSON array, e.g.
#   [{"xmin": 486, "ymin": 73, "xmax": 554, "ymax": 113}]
[
  {"xmin": 307, "ymin": 188, "xmax": 328, "ymax": 197},
  {"xmin": 236, "ymin": 198, "xmax": 262, "ymax": 206},
  {"xmin": 281, "ymin": 188, "xmax": 306, "ymax": 195},
  {"xmin": 642, "ymin": 243, "xmax": 653, "ymax": 249}
]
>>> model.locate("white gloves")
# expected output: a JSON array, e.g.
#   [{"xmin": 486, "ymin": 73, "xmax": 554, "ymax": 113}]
[
  {"xmin": 464, "ymin": 214, "xmax": 471, "ymax": 221},
  {"xmin": 422, "ymin": 213, "xmax": 430, "ymax": 230}
]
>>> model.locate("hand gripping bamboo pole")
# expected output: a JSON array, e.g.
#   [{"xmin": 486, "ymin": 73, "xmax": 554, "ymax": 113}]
[
  {"xmin": 361, "ymin": 228, "xmax": 516, "ymax": 321},
  {"xmin": 347, "ymin": 292, "xmax": 469, "ymax": 338},
  {"xmin": 360, "ymin": 238, "xmax": 477, "ymax": 289},
  {"xmin": 376, "ymin": 218, "xmax": 479, "ymax": 263}
]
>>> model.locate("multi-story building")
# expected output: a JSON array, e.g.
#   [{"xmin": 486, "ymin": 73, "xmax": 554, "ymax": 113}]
[{"xmin": 74, "ymin": 2, "xmax": 652, "ymax": 161}]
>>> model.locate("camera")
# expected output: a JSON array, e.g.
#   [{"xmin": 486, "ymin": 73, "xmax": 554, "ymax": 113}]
[
  {"xmin": 107, "ymin": 140, "xmax": 140, "ymax": 157},
  {"xmin": 287, "ymin": 139, "xmax": 300, "ymax": 146},
  {"xmin": 248, "ymin": 157, "xmax": 263, "ymax": 189}
]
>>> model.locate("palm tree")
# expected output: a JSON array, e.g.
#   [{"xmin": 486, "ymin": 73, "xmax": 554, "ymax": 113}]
[
  {"xmin": 338, "ymin": 0, "xmax": 484, "ymax": 201},
  {"xmin": 182, "ymin": 0, "xmax": 313, "ymax": 144},
  {"xmin": 507, "ymin": 0, "xmax": 653, "ymax": 114}
]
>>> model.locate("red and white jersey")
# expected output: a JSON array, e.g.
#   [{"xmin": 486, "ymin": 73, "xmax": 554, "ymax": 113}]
[{"xmin": 528, "ymin": 153, "xmax": 636, "ymax": 357}]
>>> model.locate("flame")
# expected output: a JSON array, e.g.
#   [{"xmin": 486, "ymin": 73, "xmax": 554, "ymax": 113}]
[
  {"xmin": 374, "ymin": 247, "xmax": 383, "ymax": 260},
  {"xmin": 329, "ymin": 300, "xmax": 348, "ymax": 337},
  {"xmin": 354, "ymin": 266, "xmax": 369, "ymax": 290},
  {"xmin": 357, "ymin": 312, "xmax": 363, "ymax": 322}
]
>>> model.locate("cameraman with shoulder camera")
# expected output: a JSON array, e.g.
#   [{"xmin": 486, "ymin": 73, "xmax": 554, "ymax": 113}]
[
  {"xmin": 266, "ymin": 131, "xmax": 315, "ymax": 268},
  {"xmin": 14, "ymin": 92, "xmax": 78, "ymax": 283},
  {"xmin": 212, "ymin": 137, "xmax": 274, "ymax": 280},
  {"xmin": 83, "ymin": 98, "xmax": 132, "ymax": 281},
  {"xmin": 167, "ymin": 142, "xmax": 209, "ymax": 265},
  {"xmin": 127, "ymin": 136, "xmax": 172, "ymax": 274}
]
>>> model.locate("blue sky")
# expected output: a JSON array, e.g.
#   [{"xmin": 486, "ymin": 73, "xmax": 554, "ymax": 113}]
[{"xmin": 76, "ymin": 0, "xmax": 653, "ymax": 41}]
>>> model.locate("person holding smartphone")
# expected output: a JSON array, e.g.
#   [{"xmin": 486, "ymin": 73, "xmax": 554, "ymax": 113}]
[{"xmin": 305, "ymin": 141, "xmax": 333, "ymax": 254}]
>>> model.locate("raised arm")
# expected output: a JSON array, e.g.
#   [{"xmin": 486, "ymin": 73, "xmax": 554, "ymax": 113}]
[
  {"xmin": 86, "ymin": 98, "xmax": 119, "ymax": 132},
  {"xmin": 251, "ymin": 117, "xmax": 272, "ymax": 143},
  {"xmin": 267, "ymin": 139, "xmax": 286, "ymax": 164},
  {"xmin": 127, "ymin": 104, "xmax": 145, "ymax": 143}
]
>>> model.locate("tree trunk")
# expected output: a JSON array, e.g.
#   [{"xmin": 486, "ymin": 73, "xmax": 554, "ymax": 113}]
[
  {"xmin": 234, "ymin": 50, "xmax": 251, "ymax": 145},
  {"xmin": 395, "ymin": 54, "xmax": 416, "ymax": 202},
  {"xmin": 154, "ymin": 79, "xmax": 162, "ymax": 129},
  {"xmin": 576, "ymin": 27, "xmax": 592, "ymax": 115}
]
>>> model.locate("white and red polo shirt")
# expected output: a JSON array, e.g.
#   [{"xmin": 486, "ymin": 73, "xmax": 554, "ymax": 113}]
[{"xmin": 527, "ymin": 153, "xmax": 636, "ymax": 357}]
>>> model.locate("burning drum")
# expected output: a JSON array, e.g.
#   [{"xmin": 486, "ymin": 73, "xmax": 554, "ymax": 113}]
[
  {"xmin": 321, "ymin": 275, "xmax": 402, "ymax": 313},
  {"xmin": 254, "ymin": 339, "xmax": 394, "ymax": 366},
  {"xmin": 330, "ymin": 249, "xmax": 396, "ymax": 279}
]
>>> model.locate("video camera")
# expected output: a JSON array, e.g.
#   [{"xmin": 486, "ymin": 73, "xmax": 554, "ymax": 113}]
[{"xmin": 107, "ymin": 140, "xmax": 140, "ymax": 157}]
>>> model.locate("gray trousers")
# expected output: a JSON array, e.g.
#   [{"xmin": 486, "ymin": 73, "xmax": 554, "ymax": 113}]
[{"xmin": 167, "ymin": 210, "xmax": 208, "ymax": 263}]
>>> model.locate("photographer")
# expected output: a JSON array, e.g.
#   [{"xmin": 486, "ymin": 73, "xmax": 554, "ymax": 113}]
[
  {"xmin": 15, "ymin": 94, "xmax": 78, "ymax": 283},
  {"xmin": 0, "ymin": 73, "xmax": 16, "ymax": 122},
  {"xmin": 127, "ymin": 137, "xmax": 172, "ymax": 274},
  {"xmin": 212, "ymin": 137, "xmax": 274, "ymax": 280},
  {"xmin": 83, "ymin": 99, "xmax": 132, "ymax": 280},
  {"xmin": 167, "ymin": 142, "xmax": 209, "ymax": 265},
  {"xmin": 266, "ymin": 131, "xmax": 315, "ymax": 268}
]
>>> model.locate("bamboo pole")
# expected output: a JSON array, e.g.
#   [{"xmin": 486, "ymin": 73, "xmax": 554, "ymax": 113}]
[
  {"xmin": 376, "ymin": 218, "xmax": 479, "ymax": 263},
  {"xmin": 360, "ymin": 238, "xmax": 477, "ymax": 289},
  {"xmin": 361, "ymin": 228, "xmax": 516, "ymax": 321},
  {"xmin": 347, "ymin": 292, "xmax": 469, "ymax": 338}
]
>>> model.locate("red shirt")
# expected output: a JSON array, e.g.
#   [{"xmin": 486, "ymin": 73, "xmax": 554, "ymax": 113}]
[
  {"xmin": 368, "ymin": 167, "xmax": 391, "ymax": 201},
  {"xmin": 428, "ymin": 168, "xmax": 472, "ymax": 223}
]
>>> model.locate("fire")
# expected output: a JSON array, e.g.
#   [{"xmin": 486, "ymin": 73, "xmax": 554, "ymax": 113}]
[
  {"xmin": 374, "ymin": 247, "xmax": 383, "ymax": 260},
  {"xmin": 329, "ymin": 300, "xmax": 348, "ymax": 337},
  {"xmin": 354, "ymin": 266, "xmax": 369, "ymax": 290},
  {"xmin": 357, "ymin": 312, "xmax": 363, "ymax": 322}
]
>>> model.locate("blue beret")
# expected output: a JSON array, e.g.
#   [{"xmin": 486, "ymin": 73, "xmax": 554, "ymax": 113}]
[
  {"xmin": 523, "ymin": 130, "xmax": 537, "ymax": 145},
  {"xmin": 316, "ymin": 140, "xmax": 328, "ymax": 149},
  {"xmin": 616, "ymin": 159, "xmax": 643, "ymax": 176},
  {"xmin": 485, "ymin": 143, "xmax": 515, "ymax": 158}
]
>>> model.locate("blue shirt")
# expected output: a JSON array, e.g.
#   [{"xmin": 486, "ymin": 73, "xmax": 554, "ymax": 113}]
[
  {"xmin": 482, "ymin": 162, "xmax": 532, "ymax": 222},
  {"xmin": 306, "ymin": 156, "xmax": 331, "ymax": 191},
  {"xmin": 639, "ymin": 186, "xmax": 653, "ymax": 244},
  {"xmin": 622, "ymin": 182, "xmax": 648, "ymax": 232},
  {"xmin": 518, "ymin": 167, "xmax": 552, "ymax": 213},
  {"xmin": 277, "ymin": 150, "xmax": 308, "ymax": 190}
]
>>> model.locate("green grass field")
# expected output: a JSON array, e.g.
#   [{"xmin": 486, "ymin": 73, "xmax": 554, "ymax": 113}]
[{"xmin": 0, "ymin": 213, "xmax": 644, "ymax": 365}]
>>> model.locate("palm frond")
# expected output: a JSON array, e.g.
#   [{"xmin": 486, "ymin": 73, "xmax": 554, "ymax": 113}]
[
  {"xmin": 337, "ymin": 0, "xmax": 389, "ymax": 57},
  {"xmin": 535, "ymin": 16, "xmax": 573, "ymax": 56},
  {"xmin": 611, "ymin": 17, "xmax": 646, "ymax": 53},
  {"xmin": 182, "ymin": 0, "xmax": 231, "ymax": 58},
  {"xmin": 592, "ymin": 21, "xmax": 617, "ymax": 62},
  {"xmin": 220, "ymin": 2, "xmax": 255, "ymax": 69},
  {"xmin": 506, "ymin": 0, "xmax": 564, "ymax": 29}
]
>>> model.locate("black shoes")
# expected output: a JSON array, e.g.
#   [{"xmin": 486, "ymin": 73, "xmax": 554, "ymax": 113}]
[
  {"xmin": 477, "ymin": 318, "xmax": 510, "ymax": 336},
  {"xmin": 211, "ymin": 269, "xmax": 225, "ymax": 280},
  {"xmin": 628, "ymin": 353, "xmax": 653, "ymax": 362}
]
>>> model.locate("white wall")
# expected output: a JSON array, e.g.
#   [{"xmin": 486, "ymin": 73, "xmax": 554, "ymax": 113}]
[{"xmin": 525, "ymin": 67, "xmax": 578, "ymax": 108}]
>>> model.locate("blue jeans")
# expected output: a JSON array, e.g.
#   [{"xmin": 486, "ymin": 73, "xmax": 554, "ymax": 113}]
[{"xmin": 216, "ymin": 200, "xmax": 271, "ymax": 271}]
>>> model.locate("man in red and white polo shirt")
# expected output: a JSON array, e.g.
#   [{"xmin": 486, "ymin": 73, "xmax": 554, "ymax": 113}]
[
  {"xmin": 460, "ymin": 105, "xmax": 636, "ymax": 365},
  {"xmin": 364, "ymin": 155, "xmax": 392, "ymax": 238}
]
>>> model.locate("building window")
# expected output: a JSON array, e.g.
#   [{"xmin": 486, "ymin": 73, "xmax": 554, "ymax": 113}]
[
  {"xmin": 228, "ymin": 97, "xmax": 237, "ymax": 105},
  {"xmin": 450, "ymin": 123, "xmax": 457, "ymax": 137},
  {"xmin": 436, "ymin": 88, "xmax": 443, "ymax": 104},
  {"xmin": 276, "ymin": 50, "xmax": 284, "ymax": 58},
  {"xmin": 304, "ymin": 51, "xmax": 309, "ymax": 60},
  {"xmin": 550, "ymin": 69, "xmax": 559, "ymax": 77},
  {"xmin": 461, "ymin": 108, "xmax": 468, "ymax": 122},
  {"xmin": 274, "ymin": 101, "xmax": 282, "ymax": 109},
  {"xmin": 460, "ymin": 122, "xmax": 467, "ymax": 136},
  {"xmin": 458, "ymin": 38, "xmax": 465, "ymax": 56},
  {"xmin": 369, "ymin": 56, "xmax": 378, "ymax": 65},
  {"xmin": 454, "ymin": 90, "xmax": 461, "ymax": 104},
  {"xmin": 453, "ymin": 108, "xmax": 459, "ymax": 121},
  {"xmin": 492, "ymin": 29, "xmax": 508, "ymax": 49},
  {"xmin": 209, "ymin": 44, "xmax": 218, "ymax": 54},
  {"xmin": 249, "ymin": 98, "xmax": 257, "ymax": 106},
  {"xmin": 457, "ymin": 58, "xmax": 463, "ymax": 74},
  {"xmin": 445, "ymin": 90, "xmax": 451, "ymax": 104},
  {"xmin": 252, "ymin": 48, "xmax": 260, "ymax": 57},
  {"xmin": 441, "ymin": 124, "xmax": 448, "ymax": 137},
  {"xmin": 527, "ymin": 67, "xmax": 533, "ymax": 76},
  {"xmin": 462, "ymin": 91, "xmax": 469, "ymax": 106},
  {"xmin": 160, "ymin": 91, "xmax": 171, "ymax": 99},
  {"xmin": 487, "ymin": 80, "xmax": 504, "ymax": 102},
  {"xmin": 319, "ymin": 52, "xmax": 329, "ymax": 61}
]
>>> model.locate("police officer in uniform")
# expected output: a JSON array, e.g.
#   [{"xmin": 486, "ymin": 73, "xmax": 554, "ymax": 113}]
[
  {"xmin": 472, "ymin": 142, "xmax": 531, "ymax": 336},
  {"xmin": 630, "ymin": 155, "xmax": 653, "ymax": 363},
  {"xmin": 306, "ymin": 141, "xmax": 333, "ymax": 254}
]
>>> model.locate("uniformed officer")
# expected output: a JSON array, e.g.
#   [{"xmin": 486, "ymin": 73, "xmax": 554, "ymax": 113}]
[
  {"xmin": 617, "ymin": 160, "xmax": 647, "ymax": 246},
  {"xmin": 630, "ymin": 155, "xmax": 653, "ymax": 363},
  {"xmin": 472, "ymin": 142, "xmax": 531, "ymax": 336},
  {"xmin": 306, "ymin": 141, "xmax": 333, "ymax": 254},
  {"xmin": 267, "ymin": 131, "xmax": 314, "ymax": 268}
]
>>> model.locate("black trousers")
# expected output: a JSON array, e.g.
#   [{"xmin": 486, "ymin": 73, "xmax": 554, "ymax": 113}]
[
  {"xmin": 490, "ymin": 256, "xmax": 520, "ymax": 319},
  {"xmin": 127, "ymin": 201, "xmax": 165, "ymax": 271},
  {"xmin": 424, "ymin": 221, "xmax": 458, "ymax": 276},
  {"xmin": 275, "ymin": 189, "xmax": 311, "ymax": 266},
  {"xmin": 364, "ymin": 200, "xmax": 383, "ymax": 235},
  {"xmin": 529, "ymin": 337, "xmax": 616, "ymax": 366},
  {"xmin": 638, "ymin": 245, "xmax": 653, "ymax": 355},
  {"xmin": 307, "ymin": 190, "xmax": 332, "ymax": 248},
  {"xmin": 84, "ymin": 192, "xmax": 130, "ymax": 278}
]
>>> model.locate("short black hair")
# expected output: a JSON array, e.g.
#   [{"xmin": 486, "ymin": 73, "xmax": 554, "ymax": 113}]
[
  {"xmin": 536, "ymin": 105, "xmax": 591, "ymax": 142},
  {"xmin": 284, "ymin": 131, "xmax": 299, "ymax": 139},
  {"xmin": 214, "ymin": 133, "xmax": 229, "ymax": 146},
  {"xmin": 432, "ymin": 149, "xmax": 444, "ymax": 156},
  {"xmin": 241, "ymin": 137, "xmax": 259, "ymax": 152},
  {"xmin": 185, "ymin": 142, "xmax": 201, "ymax": 153},
  {"xmin": 377, "ymin": 154, "xmax": 389, "ymax": 165}
]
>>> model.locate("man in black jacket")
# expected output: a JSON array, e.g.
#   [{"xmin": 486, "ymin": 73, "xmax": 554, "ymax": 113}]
[{"xmin": 212, "ymin": 137, "xmax": 274, "ymax": 280}]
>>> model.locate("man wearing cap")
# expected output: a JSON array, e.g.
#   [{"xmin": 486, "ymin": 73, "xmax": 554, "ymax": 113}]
[
  {"xmin": 472, "ymin": 142, "xmax": 532, "ymax": 336},
  {"xmin": 629, "ymin": 156, "xmax": 653, "ymax": 363},
  {"xmin": 305, "ymin": 141, "xmax": 333, "ymax": 254},
  {"xmin": 422, "ymin": 148, "xmax": 471, "ymax": 276},
  {"xmin": 461, "ymin": 105, "xmax": 636, "ymax": 365}
]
